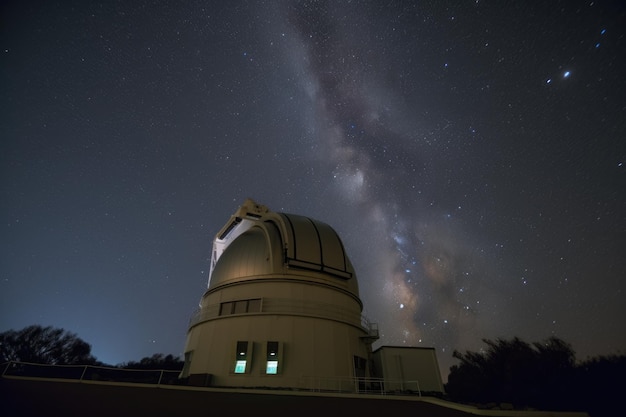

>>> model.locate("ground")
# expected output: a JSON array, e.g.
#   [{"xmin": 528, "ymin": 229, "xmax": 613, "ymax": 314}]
[{"xmin": 0, "ymin": 377, "xmax": 476, "ymax": 417}]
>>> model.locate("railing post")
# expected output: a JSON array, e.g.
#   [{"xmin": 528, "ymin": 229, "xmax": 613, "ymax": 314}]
[
  {"xmin": 1, "ymin": 361, "xmax": 11, "ymax": 376},
  {"xmin": 158, "ymin": 370, "xmax": 164, "ymax": 385},
  {"xmin": 79, "ymin": 365, "xmax": 88, "ymax": 381}
]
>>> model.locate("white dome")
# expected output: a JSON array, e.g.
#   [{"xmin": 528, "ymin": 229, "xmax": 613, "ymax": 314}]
[{"xmin": 209, "ymin": 211, "xmax": 360, "ymax": 301}]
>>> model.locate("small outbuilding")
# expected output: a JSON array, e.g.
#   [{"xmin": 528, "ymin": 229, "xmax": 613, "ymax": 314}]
[{"xmin": 371, "ymin": 346, "xmax": 444, "ymax": 394}]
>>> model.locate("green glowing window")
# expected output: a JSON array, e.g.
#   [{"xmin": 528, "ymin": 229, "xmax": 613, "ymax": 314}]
[
  {"xmin": 266, "ymin": 360, "xmax": 278, "ymax": 374},
  {"xmin": 234, "ymin": 341, "xmax": 249, "ymax": 374},
  {"xmin": 234, "ymin": 360, "xmax": 247, "ymax": 374}
]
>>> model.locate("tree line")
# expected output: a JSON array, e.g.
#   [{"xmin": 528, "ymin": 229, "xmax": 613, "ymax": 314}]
[
  {"xmin": 445, "ymin": 336, "xmax": 625, "ymax": 417},
  {"xmin": 0, "ymin": 325, "xmax": 183, "ymax": 370}
]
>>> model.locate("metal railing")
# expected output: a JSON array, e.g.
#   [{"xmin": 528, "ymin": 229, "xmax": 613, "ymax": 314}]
[
  {"xmin": 1, "ymin": 361, "xmax": 420, "ymax": 397},
  {"xmin": 1, "ymin": 361, "xmax": 183, "ymax": 386},
  {"xmin": 301, "ymin": 375, "xmax": 421, "ymax": 396}
]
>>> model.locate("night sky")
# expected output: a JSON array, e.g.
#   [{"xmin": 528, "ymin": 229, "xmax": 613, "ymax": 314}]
[{"xmin": 2, "ymin": 1, "xmax": 625, "ymax": 379}]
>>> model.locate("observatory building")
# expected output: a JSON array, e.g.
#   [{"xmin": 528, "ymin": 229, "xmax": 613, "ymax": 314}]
[{"xmin": 181, "ymin": 199, "xmax": 443, "ymax": 393}]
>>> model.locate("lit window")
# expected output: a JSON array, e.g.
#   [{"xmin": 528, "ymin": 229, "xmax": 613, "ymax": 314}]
[
  {"xmin": 266, "ymin": 360, "xmax": 278, "ymax": 374},
  {"xmin": 234, "ymin": 341, "xmax": 250, "ymax": 374},
  {"xmin": 266, "ymin": 341, "xmax": 280, "ymax": 374},
  {"xmin": 234, "ymin": 360, "xmax": 247, "ymax": 374}
]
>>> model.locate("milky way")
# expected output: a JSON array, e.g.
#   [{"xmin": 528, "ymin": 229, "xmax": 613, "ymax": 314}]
[
  {"xmin": 1, "ymin": 1, "xmax": 625, "ymax": 378},
  {"xmin": 282, "ymin": 2, "xmax": 506, "ymax": 368}
]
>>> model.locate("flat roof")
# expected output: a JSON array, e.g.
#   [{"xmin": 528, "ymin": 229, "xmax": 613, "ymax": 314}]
[{"xmin": 373, "ymin": 345, "xmax": 437, "ymax": 353}]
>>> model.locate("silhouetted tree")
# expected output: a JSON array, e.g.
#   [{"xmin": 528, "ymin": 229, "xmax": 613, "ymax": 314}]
[
  {"xmin": 573, "ymin": 354, "xmax": 626, "ymax": 417},
  {"xmin": 530, "ymin": 337, "xmax": 577, "ymax": 409},
  {"xmin": 446, "ymin": 336, "xmax": 626, "ymax": 417},
  {"xmin": 0, "ymin": 325, "xmax": 96, "ymax": 365},
  {"xmin": 445, "ymin": 336, "xmax": 577, "ymax": 410},
  {"xmin": 122, "ymin": 353, "xmax": 183, "ymax": 370}
]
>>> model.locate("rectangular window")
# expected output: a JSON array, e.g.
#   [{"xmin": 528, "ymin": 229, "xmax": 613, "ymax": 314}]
[
  {"xmin": 234, "ymin": 360, "xmax": 247, "ymax": 374},
  {"xmin": 267, "ymin": 341, "xmax": 279, "ymax": 357},
  {"xmin": 220, "ymin": 302, "xmax": 233, "ymax": 316},
  {"xmin": 248, "ymin": 298, "xmax": 262, "ymax": 312},
  {"xmin": 234, "ymin": 341, "xmax": 250, "ymax": 374},
  {"xmin": 353, "ymin": 355, "xmax": 367, "ymax": 378},
  {"xmin": 220, "ymin": 298, "xmax": 262, "ymax": 316},
  {"xmin": 266, "ymin": 360, "xmax": 278, "ymax": 374},
  {"xmin": 266, "ymin": 341, "xmax": 281, "ymax": 375},
  {"xmin": 234, "ymin": 300, "xmax": 248, "ymax": 314}
]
